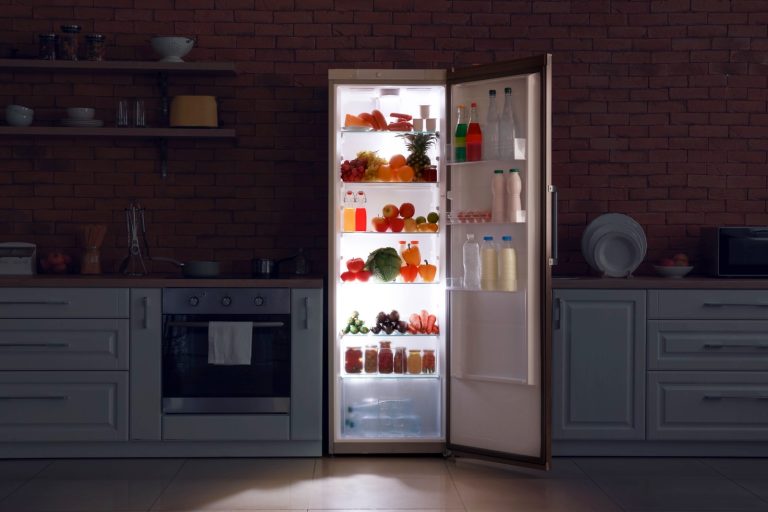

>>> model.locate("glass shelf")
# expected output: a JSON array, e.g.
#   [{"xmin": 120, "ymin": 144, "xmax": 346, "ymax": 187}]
[
  {"xmin": 340, "ymin": 333, "xmax": 439, "ymax": 339},
  {"xmin": 446, "ymin": 157, "xmax": 526, "ymax": 167},
  {"xmin": 340, "ymin": 181, "xmax": 438, "ymax": 188},
  {"xmin": 341, "ymin": 373, "xmax": 439, "ymax": 379},
  {"xmin": 340, "ymin": 130, "xmax": 439, "ymax": 136},
  {"xmin": 340, "ymin": 231, "xmax": 439, "ymax": 236},
  {"xmin": 339, "ymin": 281, "xmax": 440, "ymax": 286}
]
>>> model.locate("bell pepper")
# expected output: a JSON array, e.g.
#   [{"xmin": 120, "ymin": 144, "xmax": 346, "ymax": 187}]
[
  {"xmin": 346, "ymin": 258, "xmax": 365, "ymax": 273},
  {"xmin": 399, "ymin": 264, "xmax": 419, "ymax": 283},
  {"xmin": 356, "ymin": 269, "xmax": 372, "ymax": 282},
  {"xmin": 340, "ymin": 271, "xmax": 356, "ymax": 282},
  {"xmin": 418, "ymin": 260, "xmax": 436, "ymax": 282},
  {"xmin": 401, "ymin": 244, "xmax": 421, "ymax": 266}
]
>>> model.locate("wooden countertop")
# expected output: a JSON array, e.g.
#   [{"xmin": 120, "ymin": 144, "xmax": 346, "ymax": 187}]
[
  {"xmin": 554, "ymin": 276, "xmax": 768, "ymax": 289},
  {"xmin": 0, "ymin": 275, "xmax": 324, "ymax": 289}
]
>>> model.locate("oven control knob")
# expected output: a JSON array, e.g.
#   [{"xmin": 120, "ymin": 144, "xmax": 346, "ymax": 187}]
[
  {"xmin": 188, "ymin": 296, "xmax": 200, "ymax": 307},
  {"xmin": 221, "ymin": 296, "xmax": 232, "ymax": 307},
  {"xmin": 254, "ymin": 296, "xmax": 264, "ymax": 307}
]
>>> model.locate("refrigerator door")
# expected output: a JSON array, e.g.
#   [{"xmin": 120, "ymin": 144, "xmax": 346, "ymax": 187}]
[{"xmin": 445, "ymin": 55, "xmax": 553, "ymax": 469}]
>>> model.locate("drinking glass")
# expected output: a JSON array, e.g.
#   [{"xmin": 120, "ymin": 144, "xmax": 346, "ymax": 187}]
[
  {"xmin": 133, "ymin": 99, "xmax": 146, "ymax": 127},
  {"xmin": 116, "ymin": 99, "xmax": 129, "ymax": 127}
]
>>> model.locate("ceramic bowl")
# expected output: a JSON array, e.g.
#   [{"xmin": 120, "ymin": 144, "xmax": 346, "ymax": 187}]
[
  {"xmin": 6, "ymin": 104, "xmax": 33, "ymax": 115},
  {"xmin": 5, "ymin": 105, "xmax": 34, "ymax": 126},
  {"xmin": 653, "ymin": 265, "xmax": 693, "ymax": 278},
  {"xmin": 151, "ymin": 36, "xmax": 194, "ymax": 62},
  {"xmin": 66, "ymin": 107, "xmax": 95, "ymax": 121}
]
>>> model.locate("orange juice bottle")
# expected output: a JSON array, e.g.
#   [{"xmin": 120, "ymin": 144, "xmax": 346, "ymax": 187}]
[{"xmin": 342, "ymin": 191, "xmax": 355, "ymax": 232}]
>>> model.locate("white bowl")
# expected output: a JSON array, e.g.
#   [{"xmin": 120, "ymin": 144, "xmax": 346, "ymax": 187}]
[
  {"xmin": 151, "ymin": 36, "xmax": 194, "ymax": 62},
  {"xmin": 66, "ymin": 107, "xmax": 95, "ymax": 121},
  {"xmin": 6, "ymin": 104, "xmax": 33, "ymax": 115},
  {"xmin": 5, "ymin": 106, "xmax": 34, "ymax": 127},
  {"xmin": 653, "ymin": 265, "xmax": 693, "ymax": 278}
]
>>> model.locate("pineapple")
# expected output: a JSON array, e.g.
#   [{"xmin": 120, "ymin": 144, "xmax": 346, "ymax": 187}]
[{"xmin": 399, "ymin": 132, "xmax": 436, "ymax": 180}]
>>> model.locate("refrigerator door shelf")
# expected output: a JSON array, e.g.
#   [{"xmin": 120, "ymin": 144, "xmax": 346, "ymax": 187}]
[
  {"xmin": 341, "ymin": 374, "xmax": 439, "ymax": 379},
  {"xmin": 446, "ymin": 211, "xmax": 527, "ymax": 225}
]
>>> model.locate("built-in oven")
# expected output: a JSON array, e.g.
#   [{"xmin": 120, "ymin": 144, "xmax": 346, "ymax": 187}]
[
  {"xmin": 702, "ymin": 227, "xmax": 768, "ymax": 277},
  {"xmin": 162, "ymin": 288, "xmax": 292, "ymax": 414}
]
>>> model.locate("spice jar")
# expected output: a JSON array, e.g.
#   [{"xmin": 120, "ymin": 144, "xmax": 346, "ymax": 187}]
[
  {"xmin": 59, "ymin": 24, "xmax": 81, "ymax": 61},
  {"xmin": 38, "ymin": 33, "xmax": 57, "ymax": 60},
  {"xmin": 85, "ymin": 34, "xmax": 106, "ymax": 61},
  {"xmin": 364, "ymin": 345, "xmax": 378, "ymax": 374},
  {"xmin": 393, "ymin": 346, "xmax": 406, "ymax": 374},
  {"xmin": 422, "ymin": 349, "xmax": 436, "ymax": 374},
  {"xmin": 407, "ymin": 349, "xmax": 422, "ymax": 374},
  {"xmin": 378, "ymin": 341, "xmax": 393, "ymax": 374},
  {"xmin": 344, "ymin": 346, "xmax": 362, "ymax": 374}
]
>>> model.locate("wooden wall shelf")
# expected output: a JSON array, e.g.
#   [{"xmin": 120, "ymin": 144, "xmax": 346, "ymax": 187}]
[
  {"xmin": 0, "ymin": 59, "xmax": 236, "ymax": 74},
  {"xmin": 0, "ymin": 126, "xmax": 236, "ymax": 138}
]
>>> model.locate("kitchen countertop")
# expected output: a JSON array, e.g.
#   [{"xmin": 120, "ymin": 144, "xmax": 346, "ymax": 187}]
[
  {"xmin": 554, "ymin": 276, "xmax": 768, "ymax": 289},
  {"xmin": 0, "ymin": 275, "xmax": 324, "ymax": 288}
]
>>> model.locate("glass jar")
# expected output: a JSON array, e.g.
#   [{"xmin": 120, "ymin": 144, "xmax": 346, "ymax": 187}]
[
  {"xmin": 344, "ymin": 346, "xmax": 362, "ymax": 374},
  {"xmin": 364, "ymin": 345, "xmax": 378, "ymax": 374},
  {"xmin": 59, "ymin": 24, "xmax": 81, "ymax": 61},
  {"xmin": 393, "ymin": 346, "xmax": 406, "ymax": 374},
  {"xmin": 85, "ymin": 34, "xmax": 106, "ymax": 61},
  {"xmin": 423, "ymin": 165, "xmax": 438, "ymax": 183},
  {"xmin": 378, "ymin": 341, "xmax": 393, "ymax": 374},
  {"xmin": 422, "ymin": 349, "xmax": 436, "ymax": 374},
  {"xmin": 38, "ymin": 33, "xmax": 57, "ymax": 60},
  {"xmin": 407, "ymin": 350, "xmax": 422, "ymax": 374}
]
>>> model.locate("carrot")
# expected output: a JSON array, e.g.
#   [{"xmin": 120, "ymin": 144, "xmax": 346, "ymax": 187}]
[
  {"xmin": 358, "ymin": 112, "xmax": 376, "ymax": 129},
  {"xmin": 426, "ymin": 314, "xmax": 437, "ymax": 334},
  {"xmin": 409, "ymin": 313, "xmax": 422, "ymax": 332},
  {"xmin": 420, "ymin": 310, "xmax": 429, "ymax": 330},
  {"xmin": 372, "ymin": 109, "xmax": 387, "ymax": 131},
  {"xmin": 390, "ymin": 112, "xmax": 413, "ymax": 121}
]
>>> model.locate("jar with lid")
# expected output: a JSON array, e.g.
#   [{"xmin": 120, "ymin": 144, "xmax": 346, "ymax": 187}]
[
  {"xmin": 344, "ymin": 346, "xmax": 362, "ymax": 374},
  {"xmin": 407, "ymin": 350, "xmax": 422, "ymax": 374},
  {"xmin": 59, "ymin": 24, "xmax": 81, "ymax": 61},
  {"xmin": 422, "ymin": 349, "xmax": 436, "ymax": 374},
  {"xmin": 393, "ymin": 346, "xmax": 406, "ymax": 374},
  {"xmin": 38, "ymin": 34, "xmax": 57, "ymax": 60},
  {"xmin": 85, "ymin": 34, "xmax": 106, "ymax": 61},
  {"xmin": 378, "ymin": 341, "xmax": 393, "ymax": 374},
  {"xmin": 364, "ymin": 345, "xmax": 378, "ymax": 374}
]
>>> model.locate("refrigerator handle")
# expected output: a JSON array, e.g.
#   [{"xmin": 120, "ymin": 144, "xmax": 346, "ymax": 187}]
[{"xmin": 549, "ymin": 185, "xmax": 558, "ymax": 266}]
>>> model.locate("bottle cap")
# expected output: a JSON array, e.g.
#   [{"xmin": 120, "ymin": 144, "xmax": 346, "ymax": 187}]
[
  {"xmin": 471, "ymin": 102, "xmax": 477, "ymax": 107},
  {"xmin": 509, "ymin": 168, "xmax": 520, "ymax": 173},
  {"xmin": 489, "ymin": 89, "xmax": 496, "ymax": 96},
  {"xmin": 505, "ymin": 87, "xmax": 512, "ymax": 94},
  {"xmin": 502, "ymin": 235, "xmax": 512, "ymax": 241},
  {"xmin": 494, "ymin": 169, "xmax": 504, "ymax": 174},
  {"xmin": 466, "ymin": 234, "xmax": 475, "ymax": 240},
  {"xmin": 483, "ymin": 236, "xmax": 493, "ymax": 241}
]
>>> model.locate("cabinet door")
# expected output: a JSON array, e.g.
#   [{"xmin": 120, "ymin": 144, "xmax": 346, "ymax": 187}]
[
  {"xmin": 290, "ymin": 288, "xmax": 323, "ymax": 441},
  {"xmin": 129, "ymin": 289, "xmax": 161, "ymax": 441},
  {"xmin": 553, "ymin": 289, "xmax": 646, "ymax": 440}
]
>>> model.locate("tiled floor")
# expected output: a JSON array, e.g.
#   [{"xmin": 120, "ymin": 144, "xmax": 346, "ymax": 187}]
[{"xmin": 0, "ymin": 456, "xmax": 767, "ymax": 511}]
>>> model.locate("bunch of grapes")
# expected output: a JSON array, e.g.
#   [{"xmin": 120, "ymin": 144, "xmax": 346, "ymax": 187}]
[
  {"xmin": 340, "ymin": 157, "xmax": 368, "ymax": 182},
  {"xmin": 370, "ymin": 310, "xmax": 407, "ymax": 335}
]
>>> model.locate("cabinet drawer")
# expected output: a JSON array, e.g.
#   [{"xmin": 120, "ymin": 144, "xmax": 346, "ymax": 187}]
[
  {"xmin": 648, "ymin": 371, "xmax": 768, "ymax": 441},
  {"xmin": 0, "ymin": 372, "xmax": 128, "ymax": 442},
  {"xmin": 162, "ymin": 414, "xmax": 289, "ymax": 441},
  {"xmin": 0, "ymin": 319, "xmax": 129, "ymax": 370},
  {"xmin": 0, "ymin": 288, "xmax": 128, "ymax": 319},
  {"xmin": 648, "ymin": 321, "xmax": 768, "ymax": 371},
  {"xmin": 648, "ymin": 290, "xmax": 768, "ymax": 320}
]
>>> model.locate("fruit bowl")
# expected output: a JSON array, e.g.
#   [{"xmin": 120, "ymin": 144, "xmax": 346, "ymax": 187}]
[
  {"xmin": 151, "ymin": 36, "xmax": 194, "ymax": 62},
  {"xmin": 653, "ymin": 265, "xmax": 693, "ymax": 278}
]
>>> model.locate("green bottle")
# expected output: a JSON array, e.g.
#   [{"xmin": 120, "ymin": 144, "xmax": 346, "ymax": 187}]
[{"xmin": 454, "ymin": 104, "xmax": 467, "ymax": 163}]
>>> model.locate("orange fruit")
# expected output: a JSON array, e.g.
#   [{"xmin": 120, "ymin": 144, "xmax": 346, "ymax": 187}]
[
  {"xmin": 377, "ymin": 164, "xmax": 393, "ymax": 181},
  {"xmin": 396, "ymin": 165, "xmax": 414, "ymax": 182},
  {"xmin": 389, "ymin": 154, "xmax": 406, "ymax": 169}
]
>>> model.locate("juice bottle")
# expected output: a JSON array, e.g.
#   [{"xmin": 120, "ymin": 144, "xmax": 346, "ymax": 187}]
[
  {"xmin": 480, "ymin": 236, "xmax": 498, "ymax": 291},
  {"xmin": 342, "ymin": 190, "xmax": 355, "ymax": 232},
  {"xmin": 454, "ymin": 104, "xmax": 467, "ymax": 163},
  {"xmin": 498, "ymin": 235, "xmax": 517, "ymax": 292},
  {"xmin": 466, "ymin": 102, "xmax": 482, "ymax": 161},
  {"xmin": 355, "ymin": 191, "xmax": 367, "ymax": 231}
]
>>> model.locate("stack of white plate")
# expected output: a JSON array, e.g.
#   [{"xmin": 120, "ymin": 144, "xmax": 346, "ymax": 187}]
[
  {"xmin": 61, "ymin": 119, "xmax": 103, "ymax": 127},
  {"xmin": 580, "ymin": 213, "xmax": 647, "ymax": 278},
  {"xmin": 60, "ymin": 107, "xmax": 103, "ymax": 128}
]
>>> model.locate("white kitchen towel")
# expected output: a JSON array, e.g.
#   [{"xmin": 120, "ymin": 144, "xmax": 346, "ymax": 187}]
[{"xmin": 208, "ymin": 321, "xmax": 253, "ymax": 365}]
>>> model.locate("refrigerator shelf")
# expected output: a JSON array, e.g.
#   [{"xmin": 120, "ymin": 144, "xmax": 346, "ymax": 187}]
[
  {"xmin": 341, "ymin": 373, "xmax": 439, "ymax": 379},
  {"xmin": 338, "ymin": 281, "xmax": 440, "ymax": 286},
  {"xmin": 446, "ymin": 210, "xmax": 527, "ymax": 225},
  {"xmin": 445, "ymin": 278, "xmax": 523, "ymax": 293},
  {"xmin": 340, "ymin": 231, "xmax": 439, "ymax": 236},
  {"xmin": 339, "ymin": 334, "xmax": 439, "ymax": 339},
  {"xmin": 340, "ymin": 181, "xmax": 438, "ymax": 189},
  {"xmin": 340, "ymin": 130, "xmax": 439, "ymax": 136}
]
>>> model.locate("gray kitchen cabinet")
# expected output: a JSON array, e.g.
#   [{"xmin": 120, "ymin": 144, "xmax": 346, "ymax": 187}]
[
  {"xmin": 129, "ymin": 289, "xmax": 162, "ymax": 441},
  {"xmin": 553, "ymin": 289, "xmax": 646, "ymax": 440},
  {"xmin": 163, "ymin": 415, "xmax": 290, "ymax": 441},
  {"xmin": 290, "ymin": 288, "xmax": 323, "ymax": 441},
  {"xmin": 0, "ymin": 371, "xmax": 128, "ymax": 441},
  {"xmin": 648, "ymin": 290, "xmax": 768, "ymax": 320},
  {"xmin": 0, "ymin": 288, "xmax": 128, "ymax": 319}
]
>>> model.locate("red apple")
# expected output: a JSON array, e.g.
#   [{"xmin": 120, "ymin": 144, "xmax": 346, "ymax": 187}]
[
  {"xmin": 672, "ymin": 253, "xmax": 689, "ymax": 266},
  {"xmin": 659, "ymin": 258, "xmax": 675, "ymax": 267},
  {"xmin": 356, "ymin": 270, "xmax": 372, "ymax": 281},
  {"xmin": 371, "ymin": 217, "xmax": 390, "ymax": 232},
  {"xmin": 340, "ymin": 271, "xmax": 356, "ymax": 282},
  {"xmin": 381, "ymin": 204, "xmax": 399, "ymax": 219},
  {"xmin": 389, "ymin": 217, "xmax": 405, "ymax": 232},
  {"xmin": 399, "ymin": 202, "xmax": 415, "ymax": 219}
]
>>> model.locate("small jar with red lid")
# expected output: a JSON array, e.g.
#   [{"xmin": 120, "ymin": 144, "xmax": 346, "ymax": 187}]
[
  {"xmin": 344, "ymin": 346, "xmax": 362, "ymax": 374},
  {"xmin": 378, "ymin": 341, "xmax": 393, "ymax": 374}
]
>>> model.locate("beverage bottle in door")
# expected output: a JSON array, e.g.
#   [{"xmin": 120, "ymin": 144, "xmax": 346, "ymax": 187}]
[
  {"xmin": 491, "ymin": 169, "xmax": 505, "ymax": 223},
  {"xmin": 355, "ymin": 191, "xmax": 367, "ymax": 231},
  {"xmin": 454, "ymin": 104, "xmax": 467, "ymax": 163},
  {"xmin": 485, "ymin": 90, "xmax": 499, "ymax": 160},
  {"xmin": 498, "ymin": 235, "xmax": 517, "ymax": 292},
  {"xmin": 462, "ymin": 233, "xmax": 481, "ymax": 289},
  {"xmin": 480, "ymin": 236, "xmax": 498, "ymax": 291},
  {"xmin": 342, "ymin": 190, "xmax": 355, "ymax": 232},
  {"xmin": 466, "ymin": 102, "xmax": 482, "ymax": 161},
  {"xmin": 500, "ymin": 87, "xmax": 516, "ymax": 160},
  {"xmin": 506, "ymin": 168, "xmax": 522, "ymax": 223}
]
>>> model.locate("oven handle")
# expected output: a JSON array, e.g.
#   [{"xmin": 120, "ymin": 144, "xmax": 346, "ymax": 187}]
[{"xmin": 166, "ymin": 321, "xmax": 285, "ymax": 328}]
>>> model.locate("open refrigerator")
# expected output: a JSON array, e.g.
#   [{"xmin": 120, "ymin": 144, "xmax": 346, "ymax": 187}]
[{"xmin": 328, "ymin": 55, "xmax": 554, "ymax": 469}]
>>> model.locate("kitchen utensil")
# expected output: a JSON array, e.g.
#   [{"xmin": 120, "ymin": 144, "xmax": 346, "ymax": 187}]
[
  {"xmin": 80, "ymin": 224, "xmax": 106, "ymax": 275},
  {"xmin": 153, "ymin": 257, "xmax": 220, "ymax": 278},
  {"xmin": 133, "ymin": 99, "xmax": 146, "ymax": 127},
  {"xmin": 581, "ymin": 213, "xmax": 646, "ymax": 275},
  {"xmin": 169, "ymin": 95, "xmax": 217, "ymax": 127},
  {"xmin": 6, "ymin": 105, "xmax": 33, "ymax": 127},
  {"xmin": 653, "ymin": 265, "xmax": 693, "ymax": 278},
  {"xmin": 85, "ymin": 34, "xmax": 106, "ymax": 61},
  {"xmin": 151, "ymin": 36, "xmax": 194, "ymax": 62},
  {"xmin": 592, "ymin": 230, "xmax": 644, "ymax": 277},
  {"xmin": 121, "ymin": 202, "xmax": 148, "ymax": 276},
  {"xmin": 66, "ymin": 107, "xmax": 95, "ymax": 120},
  {"xmin": 252, "ymin": 258, "xmax": 277, "ymax": 279},
  {"xmin": 59, "ymin": 24, "xmax": 81, "ymax": 61},
  {"xmin": 38, "ymin": 33, "xmax": 57, "ymax": 60},
  {"xmin": 426, "ymin": 118, "xmax": 437, "ymax": 132},
  {"xmin": 412, "ymin": 118, "xmax": 424, "ymax": 131},
  {"xmin": 116, "ymin": 99, "xmax": 129, "ymax": 127}
]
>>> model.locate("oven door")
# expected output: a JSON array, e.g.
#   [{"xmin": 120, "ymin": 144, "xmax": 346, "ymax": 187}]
[
  {"xmin": 719, "ymin": 227, "xmax": 768, "ymax": 277},
  {"xmin": 162, "ymin": 313, "xmax": 291, "ymax": 414}
]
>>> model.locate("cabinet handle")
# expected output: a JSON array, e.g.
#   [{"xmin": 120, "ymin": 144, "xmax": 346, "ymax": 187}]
[
  {"xmin": 0, "ymin": 343, "xmax": 69, "ymax": 349},
  {"xmin": 142, "ymin": 296, "xmax": 149, "ymax": 330},
  {"xmin": 553, "ymin": 297, "xmax": 561, "ymax": 330},
  {"xmin": 703, "ymin": 343, "xmax": 768, "ymax": 350},
  {"xmin": 703, "ymin": 394, "xmax": 768, "ymax": 401},
  {"xmin": 703, "ymin": 302, "xmax": 768, "ymax": 308},
  {"xmin": 0, "ymin": 300, "xmax": 70, "ymax": 305},
  {"xmin": 166, "ymin": 321, "xmax": 284, "ymax": 328},
  {"xmin": 302, "ymin": 297, "xmax": 309, "ymax": 330},
  {"xmin": 0, "ymin": 395, "xmax": 69, "ymax": 400},
  {"xmin": 549, "ymin": 185, "xmax": 558, "ymax": 266}
]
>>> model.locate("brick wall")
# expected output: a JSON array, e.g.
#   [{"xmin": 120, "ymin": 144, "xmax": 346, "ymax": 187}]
[{"xmin": 1, "ymin": 1, "xmax": 766, "ymax": 276}]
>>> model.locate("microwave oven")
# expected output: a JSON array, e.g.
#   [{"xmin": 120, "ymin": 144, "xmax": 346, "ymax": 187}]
[{"xmin": 702, "ymin": 227, "xmax": 768, "ymax": 277}]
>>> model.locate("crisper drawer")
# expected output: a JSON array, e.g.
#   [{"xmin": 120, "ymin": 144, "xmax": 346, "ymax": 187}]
[
  {"xmin": 0, "ymin": 319, "xmax": 129, "ymax": 371},
  {"xmin": 0, "ymin": 288, "xmax": 129, "ymax": 319},
  {"xmin": 648, "ymin": 371, "xmax": 768, "ymax": 441},
  {"xmin": 648, "ymin": 290, "xmax": 768, "ymax": 320},
  {"xmin": 0, "ymin": 372, "xmax": 128, "ymax": 442}
]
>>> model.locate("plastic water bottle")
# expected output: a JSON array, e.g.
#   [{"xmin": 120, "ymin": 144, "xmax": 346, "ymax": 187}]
[
  {"xmin": 485, "ymin": 89, "xmax": 499, "ymax": 160},
  {"xmin": 480, "ymin": 236, "xmax": 498, "ymax": 291},
  {"xmin": 500, "ymin": 87, "xmax": 516, "ymax": 160},
  {"xmin": 498, "ymin": 235, "xmax": 517, "ymax": 292},
  {"xmin": 462, "ymin": 234, "xmax": 481, "ymax": 289}
]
